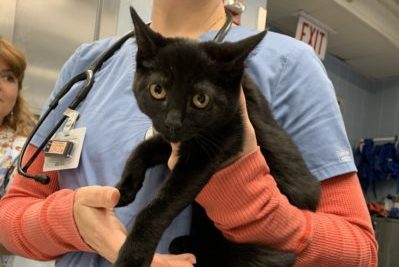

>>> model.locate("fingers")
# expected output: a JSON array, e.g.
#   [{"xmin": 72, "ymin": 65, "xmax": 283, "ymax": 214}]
[
  {"xmin": 168, "ymin": 142, "xmax": 180, "ymax": 170},
  {"xmin": 239, "ymin": 86, "xmax": 248, "ymax": 115},
  {"xmin": 239, "ymin": 86, "xmax": 253, "ymax": 132},
  {"xmin": 76, "ymin": 186, "xmax": 120, "ymax": 208},
  {"xmin": 218, "ymin": 85, "xmax": 257, "ymax": 165},
  {"xmin": 152, "ymin": 253, "xmax": 196, "ymax": 267},
  {"xmin": 160, "ymin": 253, "xmax": 196, "ymax": 262}
]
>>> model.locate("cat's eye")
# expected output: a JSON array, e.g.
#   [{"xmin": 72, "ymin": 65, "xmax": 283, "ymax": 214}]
[
  {"xmin": 149, "ymin": 84, "xmax": 166, "ymax": 100},
  {"xmin": 192, "ymin": 93, "xmax": 210, "ymax": 109}
]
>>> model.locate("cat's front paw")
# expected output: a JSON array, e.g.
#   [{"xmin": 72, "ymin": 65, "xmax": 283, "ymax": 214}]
[{"xmin": 115, "ymin": 183, "xmax": 137, "ymax": 207}]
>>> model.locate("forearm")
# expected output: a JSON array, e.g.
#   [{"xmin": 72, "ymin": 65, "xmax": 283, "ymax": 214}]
[
  {"xmin": 196, "ymin": 147, "xmax": 377, "ymax": 267},
  {"xmin": 0, "ymin": 145, "xmax": 91, "ymax": 260}
]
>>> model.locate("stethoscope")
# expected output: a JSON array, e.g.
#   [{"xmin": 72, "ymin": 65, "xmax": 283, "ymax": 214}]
[{"xmin": 17, "ymin": 11, "xmax": 234, "ymax": 184}]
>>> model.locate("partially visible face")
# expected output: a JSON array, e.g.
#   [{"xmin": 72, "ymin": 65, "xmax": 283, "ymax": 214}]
[{"xmin": 0, "ymin": 59, "xmax": 19, "ymax": 125}]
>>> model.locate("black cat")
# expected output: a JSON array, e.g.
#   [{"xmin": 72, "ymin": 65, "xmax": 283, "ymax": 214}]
[{"xmin": 114, "ymin": 7, "xmax": 320, "ymax": 267}]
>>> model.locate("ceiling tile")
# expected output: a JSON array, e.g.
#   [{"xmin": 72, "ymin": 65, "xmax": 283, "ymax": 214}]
[{"xmin": 348, "ymin": 53, "xmax": 399, "ymax": 78}]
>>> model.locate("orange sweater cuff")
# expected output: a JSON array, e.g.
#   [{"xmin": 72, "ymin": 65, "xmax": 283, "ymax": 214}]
[{"xmin": 22, "ymin": 190, "xmax": 93, "ymax": 256}]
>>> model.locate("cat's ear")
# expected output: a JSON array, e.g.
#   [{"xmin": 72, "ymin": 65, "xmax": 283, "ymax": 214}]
[
  {"xmin": 130, "ymin": 6, "xmax": 166, "ymax": 66},
  {"xmin": 204, "ymin": 31, "xmax": 266, "ymax": 65},
  {"xmin": 230, "ymin": 31, "xmax": 266, "ymax": 62}
]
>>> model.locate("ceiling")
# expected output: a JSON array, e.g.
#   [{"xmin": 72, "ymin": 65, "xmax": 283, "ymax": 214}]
[{"xmin": 267, "ymin": 0, "xmax": 399, "ymax": 79}]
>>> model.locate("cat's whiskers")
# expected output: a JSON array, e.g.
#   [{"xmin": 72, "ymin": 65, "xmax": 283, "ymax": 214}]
[
  {"xmin": 195, "ymin": 137, "xmax": 214, "ymax": 160},
  {"xmin": 200, "ymin": 131, "xmax": 224, "ymax": 149},
  {"xmin": 196, "ymin": 132, "xmax": 223, "ymax": 158}
]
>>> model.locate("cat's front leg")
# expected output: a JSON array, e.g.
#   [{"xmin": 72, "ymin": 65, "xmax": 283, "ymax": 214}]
[
  {"xmin": 116, "ymin": 135, "xmax": 171, "ymax": 207},
  {"xmin": 114, "ymin": 164, "xmax": 215, "ymax": 267}
]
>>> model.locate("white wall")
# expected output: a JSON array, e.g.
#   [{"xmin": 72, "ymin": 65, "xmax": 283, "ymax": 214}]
[
  {"xmin": 117, "ymin": 0, "xmax": 153, "ymax": 36},
  {"xmin": 240, "ymin": 0, "xmax": 267, "ymax": 29},
  {"xmin": 117, "ymin": 0, "xmax": 267, "ymax": 35},
  {"xmin": 324, "ymin": 50, "xmax": 399, "ymax": 145}
]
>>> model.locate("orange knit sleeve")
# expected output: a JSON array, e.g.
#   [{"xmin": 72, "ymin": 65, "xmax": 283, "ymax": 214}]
[
  {"xmin": 196, "ymin": 147, "xmax": 378, "ymax": 267},
  {"xmin": 0, "ymin": 145, "xmax": 92, "ymax": 260}
]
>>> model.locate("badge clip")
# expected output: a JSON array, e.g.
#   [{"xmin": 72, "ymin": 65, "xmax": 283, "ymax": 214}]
[{"xmin": 63, "ymin": 108, "xmax": 80, "ymax": 136}]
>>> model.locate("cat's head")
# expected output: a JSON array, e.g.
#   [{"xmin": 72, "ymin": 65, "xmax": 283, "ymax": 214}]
[{"xmin": 130, "ymin": 7, "xmax": 265, "ymax": 142}]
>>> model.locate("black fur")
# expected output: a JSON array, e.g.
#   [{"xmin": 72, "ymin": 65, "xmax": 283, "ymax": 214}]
[{"xmin": 114, "ymin": 7, "xmax": 320, "ymax": 267}]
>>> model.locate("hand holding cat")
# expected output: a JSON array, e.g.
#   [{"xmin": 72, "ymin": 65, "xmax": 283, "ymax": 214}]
[
  {"xmin": 73, "ymin": 185, "xmax": 196, "ymax": 266},
  {"xmin": 74, "ymin": 186, "xmax": 126, "ymax": 263},
  {"xmin": 168, "ymin": 87, "xmax": 258, "ymax": 170}
]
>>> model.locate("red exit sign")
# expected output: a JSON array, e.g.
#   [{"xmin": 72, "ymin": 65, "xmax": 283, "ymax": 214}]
[{"xmin": 295, "ymin": 16, "xmax": 328, "ymax": 60}]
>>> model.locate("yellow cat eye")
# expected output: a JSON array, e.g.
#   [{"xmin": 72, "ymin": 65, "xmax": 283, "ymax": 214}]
[
  {"xmin": 192, "ymin": 93, "xmax": 210, "ymax": 109},
  {"xmin": 149, "ymin": 84, "xmax": 166, "ymax": 100}
]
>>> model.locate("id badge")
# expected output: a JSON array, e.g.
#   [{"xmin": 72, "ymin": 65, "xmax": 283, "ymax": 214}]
[{"xmin": 43, "ymin": 127, "xmax": 86, "ymax": 171}]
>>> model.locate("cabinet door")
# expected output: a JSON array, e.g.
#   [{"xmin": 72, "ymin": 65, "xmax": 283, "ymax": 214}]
[
  {"xmin": 373, "ymin": 217, "xmax": 399, "ymax": 267},
  {"xmin": 8, "ymin": 0, "xmax": 118, "ymax": 114}
]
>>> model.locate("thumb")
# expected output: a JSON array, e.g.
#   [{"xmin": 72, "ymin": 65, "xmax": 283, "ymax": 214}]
[
  {"xmin": 76, "ymin": 185, "xmax": 120, "ymax": 209},
  {"xmin": 168, "ymin": 142, "xmax": 180, "ymax": 170}
]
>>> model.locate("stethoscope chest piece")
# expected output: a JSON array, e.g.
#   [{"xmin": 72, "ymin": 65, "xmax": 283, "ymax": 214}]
[{"xmin": 145, "ymin": 126, "xmax": 159, "ymax": 140}]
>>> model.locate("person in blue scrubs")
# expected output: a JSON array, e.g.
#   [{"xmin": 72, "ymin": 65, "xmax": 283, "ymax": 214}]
[{"xmin": 0, "ymin": 0, "xmax": 377, "ymax": 266}]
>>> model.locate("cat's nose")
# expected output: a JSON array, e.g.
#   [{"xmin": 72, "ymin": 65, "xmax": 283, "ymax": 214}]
[{"xmin": 165, "ymin": 110, "xmax": 183, "ymax": 130}]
